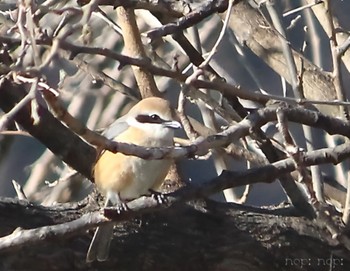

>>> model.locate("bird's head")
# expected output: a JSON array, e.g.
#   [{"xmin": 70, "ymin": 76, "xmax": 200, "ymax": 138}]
[{"xmin": 126, "ymin": 97, "xmax": 181, "ymax": 141}]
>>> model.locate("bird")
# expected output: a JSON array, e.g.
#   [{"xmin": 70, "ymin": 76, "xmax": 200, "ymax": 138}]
[{"xmin": 86, "ymin": 97, "xmax": 181, "ymax": 262}]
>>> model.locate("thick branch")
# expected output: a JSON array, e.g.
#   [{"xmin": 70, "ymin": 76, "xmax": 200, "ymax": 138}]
[
  {"xmin": 116, "ymin": 6, "xmax": 160, "ymax": 98},
  {"xmin": 0, "ymin": 196, "xmax": 349, "ymax": 271},
  {"xmin": 2, "ymin": 140, "xmax": 350, "ymax": 252}
]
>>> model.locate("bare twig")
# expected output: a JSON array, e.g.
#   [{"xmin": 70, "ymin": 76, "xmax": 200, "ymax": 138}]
[
  {"xmin": 177, "ymin": 69, "xmax": 202, "ymax": 140},
  {"xmin": 225, "ymin": 144, "xmax": 268, "ymax": 165},
  {"xmin": 25, "ymin": 1, "xmax": 40, "ymax": 67},
  {"xmin": 93, "ymin": 7, "xmax": 123, "ymax": 36},
  {"xmin": 73, "ymin": 58, "xmax": 140, "ymax": 100},
  {"xmin": 0, "ymin": 77, "xmax": 38, "ymax": 131},
  {"xmin": 30, "ymin": 78, "xmax": 350, "ymax": 161},
  {"xmin": 146, "ymin": 0, "xmax": 230, "ymax": 41},
  {"xmin": 12, "ymin": 180, "xmax": 27, "ymax": 200},
  {"xmin": 337, "ymin": 36, "xmax": 350, "ymax": 57},
  {"xmin": 283, "ymin": 0, "xmax": 323, "ymax": 17},
  {"xmin": 95, "ymin": 0, "xmax": 184, "ymax": 18},
  {"xmin": 2, "ymin": 35, "xmax": 350, "ymax": 110},
  {"xmin": 276, "ymin": 106, "xmax": 315, "ymax": 200},
  {"xmin": 191, "ymin": 79, "xmax": 350, "ymax": 108},
  {"xmin": 305, "ymin": 0, "xmax": 350, "ymax": 74},
  {"xmin": 199, "ymin": 0, "xmax": 235, "ymax": 67}
]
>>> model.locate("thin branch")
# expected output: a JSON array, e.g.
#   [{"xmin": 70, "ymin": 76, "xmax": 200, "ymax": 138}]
[
  {"xmin": 224, "ymin": 144, "xmax": 268, "ymax": 165},
  {"xmin": 276, "ymin": 106, "xmax": 315, "ymax": 200},
  {"xmin": 199, "ymin": 0, "xmax": 234, "ymax": 67},
  {"xmin": 146, "ymin": 0, "xmax": 230, "ymax": 41},
  {"xmin": 177, "ymin": 69, "xmax": 202, "ymax": 140},
  {"xmin": 2, "ymin": 35, "xmax": 350, "ymax": 110},
  {"xmin": 73, "ymin": 58, "xmax": 141, "ymax": 101},
  {"xmin": 12, "ymin": 180, "xmax": 27, "ymax": 200},
  {"xmin": 25, "ymin": 2, "xmax": 40, "ymax": 67},
  {"xmin": 93, "ymin": 7, "xmax": 123, "ymax": 35},
  {"xmin": 283, "ymin": 0, "xmax": 323, "ymax": 17},
  {"xmin": 95, "ymin": 0, "xmax": 184, "ymax": 18},
  {"xmin": 18, "ymin": 77, "xmax": 350, "ymax": 161},
  {"xmin": 177, "ymin": 88, "xmax": 199, "ymax": 141},
  {"xmin": 0, "ymin": 77, "xmax": 38, "ymax": 131},
  {"xmin": 187, "ymin": 16, "xmax": 240, "ymax": 202},
  {"xmin": 191, "ymin": 79, "xmax": 350, "ymax": 108},
  {"xmin": 306, "ymin": 0, "xmax": 350, "ymax": 63},
  {"xmin": 337, "ymin": 36, "xmax": 350, "ymax": 57},
  {"xmin": 60, "ymin": 40, "xmax": 185, "ymax": 80}
]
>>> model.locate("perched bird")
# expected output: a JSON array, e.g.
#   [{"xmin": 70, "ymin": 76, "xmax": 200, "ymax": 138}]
[{"xmin": 86, "ymin": 97, "xmax": 181, "ymax": 262}]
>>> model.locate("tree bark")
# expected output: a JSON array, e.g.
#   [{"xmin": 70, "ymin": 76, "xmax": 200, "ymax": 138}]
[{"xmin": 0, "ymin": 197, "xmax": 349, "ymax": 271}]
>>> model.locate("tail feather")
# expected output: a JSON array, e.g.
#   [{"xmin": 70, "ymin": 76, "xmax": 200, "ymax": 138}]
[
  {"xmin": 86, "ymin": 192, "xmax": 122, "ymax": 262},
  {"xmin": 86, "ymin": 223, "xmax": 114, "ymax": 262}
]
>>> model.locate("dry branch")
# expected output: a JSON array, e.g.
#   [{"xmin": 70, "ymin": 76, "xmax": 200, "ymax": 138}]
[
  {"xmin": 116, "ymin": 6, "xmax": 160, "ymax": 98},
  {"xmin": 0, "ymin": 194, "xmax": 349, "ymax": 270},
  {"xmin": 3, "ymin": 77, "xmax": 350, "ymax": 178}
]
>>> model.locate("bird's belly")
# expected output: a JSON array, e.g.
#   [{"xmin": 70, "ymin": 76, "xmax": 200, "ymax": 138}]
[{"xmin": 119, "ymin": 158, "xmax": 170, "ymax": 200}]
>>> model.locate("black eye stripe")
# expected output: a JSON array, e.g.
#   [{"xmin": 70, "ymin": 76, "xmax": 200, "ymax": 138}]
[{"xmin": 136, "ymin": 114, "xmax": 163, "ymax": 124}]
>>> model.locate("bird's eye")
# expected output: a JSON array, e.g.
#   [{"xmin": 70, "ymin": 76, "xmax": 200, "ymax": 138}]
[
  {"xmin": 135, "ymin": 114, "xmax": 163, "ymax": 124},
  {"xmin": 150, "ymin": 114, "xmax": 160, "ymax": 120}
]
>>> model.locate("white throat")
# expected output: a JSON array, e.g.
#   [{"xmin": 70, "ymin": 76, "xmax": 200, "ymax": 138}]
[{"xmin": 127, "ymin": 116, "xmax": 174, "ymax": 145}]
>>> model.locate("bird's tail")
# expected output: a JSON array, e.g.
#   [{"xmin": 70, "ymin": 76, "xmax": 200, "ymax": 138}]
[{"xmin": 86, "ymin": 223, "xmax": 114, "ymax": 262}]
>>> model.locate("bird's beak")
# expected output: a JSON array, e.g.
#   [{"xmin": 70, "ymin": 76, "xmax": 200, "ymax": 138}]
[{"xmin": 164, "ymin": 120, "xmax": 182, "ymax": 129}]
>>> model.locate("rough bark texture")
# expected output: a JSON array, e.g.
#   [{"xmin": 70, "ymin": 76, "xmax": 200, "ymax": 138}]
[{"xmin": 0, "ymin": 197, "xmax": 349, "ymax": 271}]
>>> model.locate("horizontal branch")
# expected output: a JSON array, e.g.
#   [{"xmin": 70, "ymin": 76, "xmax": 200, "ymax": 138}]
[
  {"xmin": 2, "ymin": 196, "xmax": 349, "ymax": 271},
  {"xmin": 1, "ymin": 140, "xmax": 350, "ymax": 252},
  {"xmin": 2, "ymin": 78, "xmax": 350, "ymax": 181},
  {"xmin": 146, "ymin": 0, "xmax": 230, "ymax": 40},
  {"xmin": 41, "ymin": 85, "xmax": 350, "ymax": 160},
  {"xmin": 96, "ymin": 0, "xmax": 185, "ymax": 17},
  {"xmin": 0, "ymin": 35, "xmax": 185, "ymax": 81},
  {"xmin": 1, "ymin": 34, "xmax": 348, "ymax": 114}
]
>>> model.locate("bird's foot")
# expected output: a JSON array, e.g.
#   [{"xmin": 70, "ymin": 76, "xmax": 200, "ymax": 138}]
[
  {"xmin": 104, "ymin": 202, "xmax": 129, "ymax": 215},
  {"xmin": 149, "ymin": 189, "xmax": 167, "ymax": 205}
]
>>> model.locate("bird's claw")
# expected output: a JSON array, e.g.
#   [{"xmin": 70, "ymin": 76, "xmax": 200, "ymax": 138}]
[
  {"xmin": 104, "ymin": 202, "xmax": 129, "ymax": 215},
  {"xmin": 149, "ymin": 189, "xmax": 167, "ymax": 205}
]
